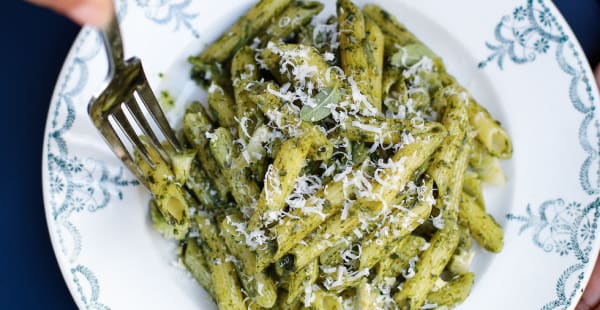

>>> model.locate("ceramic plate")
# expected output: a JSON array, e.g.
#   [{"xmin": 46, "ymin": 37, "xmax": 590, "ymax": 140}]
[{"xmin": 42, "ymin": 0, "xmax": 600, "ymax": 309}]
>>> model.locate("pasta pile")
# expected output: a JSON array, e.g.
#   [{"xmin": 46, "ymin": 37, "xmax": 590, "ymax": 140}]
[{"xmin": 143, "ymin": 0, "xmax": 513, "ymax": 309}]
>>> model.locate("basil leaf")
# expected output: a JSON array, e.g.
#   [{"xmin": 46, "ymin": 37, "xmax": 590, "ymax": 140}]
[
  {"xmin": 300, "ymin": 85, "xmax": 340, "ymax": 122},
  {"xmin": 390, "ymin": 43, "xmax": 436, "ymax": 68}
]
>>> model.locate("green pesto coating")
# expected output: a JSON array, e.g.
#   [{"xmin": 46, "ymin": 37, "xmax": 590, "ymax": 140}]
[
  {"xmin": 248, "ymin": 82, "xmax": 333, "ymax": 161},
  {"xmin": 182, "ymin": 238, "xmax": 216, "ymax": 299},
  {"xmin": 190, "ymin": 0, "xmax": 293, "ymax": 64},
  {"xmin": 287, "ymin": 131, "xmax": 445, "ymax": 271},
  {"xmin": 286, "ymin": 258, "xmax": 319, "ymax": 304},
  {"xmin": 248, "ymin": 128, "xmax": 323, "ymax": 231},
  {"xmin": 219, "ymin": 212, "xmax": 278, "ymax": 308},
  {"xmin": 463, "ymin": 170, "xmax": 485, "ymax": 209},
  {"xmin": 358, "ymin": 182, "xmax": 433, "ymax": 270},
  {"xmin": 338, "ymin": 0, "xmax": 372, "ymax": 108},
  {"xmin": 364, "ymin": 17, "xmax": 385, "ymax": 110},
  {"xmin": 260, "ymin": 177, "xmax": 346, "ymax": 270},
  {"xmin": 185, "ymin": 160, "xmax": 222, "ymax": 210},
  {"xmin": 351, "ymin": 141, "xmax": 370, "ymax": 166},
  {"xmin": 259, "ymin": 1, "xmax": 324, "ymax": 44},
  {"xmin": 168, "ymin": 1, "xmax": 511, "ymax": 307},
  {"xmin": 183, "ymin": 102, "xmax": 231, "ymax": 199},
  {"xmin": 393, "ymin": 216, "xmax": 460, "ymax": 309},
  {"xmin": 427, "ymin": 86, "xmax": 470, "ymax": 196},
  {"xmin": 231, "ymin": 46, "xmax": 264, "ymax": 141},
  {"xmin": 207, "ymin": 82, "xmax": 237, "ymax": 128},
  {"xmin": 149, "ymin": 199, "xmax": 188, "ymax": 240},
  {"xmin": 268, "ymin": 129, "xmax": 444, "ymax": 269},
  {"xmin": 261, "ymin": 42, "xmax": 341, "ymax": 88},
  {"xmin": 363, "ymin": 4, "xmax": 417, "ymax": 48},
  {"xmin": 469, "ymin": 139, "xmax": 506, "ymax": 185},
  {"xmin": 394, "ymin": 134, "xmax": 470, "ymax": 309},
  {"xmin": 340, "ymin": 115, "xmax": 445, "ymax": 144},
  {"xmin": 135, "ymin": 138, "xmax": 189, "ymax": 234},
  {"xmin": 194, "ymin": 213, "xmax": 246, "ymax": 310},
  {"xmin": 426, "ymin": 273, "xmax": 475, "ymax": 308},
  {"xmin": 209, "ymin": 127, "xmax": 260, "ymax": 214},
  {"xmin": 374, "ymin": 235, "xmax": 427, "ymax": 285},
  {"xmin": 459, "ymin": 193, "xmax": 504, "ymax": 253},
  {"xmin": 288, "ymin": 200, "xmax": 384, "ymax": 271},
  {"xmin": 467, "ymin": 98, "xmax": 512, "ymax": 159},
  {"xmin": 318, "ymin": 238, "xmax": 354, "ymax": 268}
]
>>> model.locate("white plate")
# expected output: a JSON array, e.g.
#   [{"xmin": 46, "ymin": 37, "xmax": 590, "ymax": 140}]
[{"xmin": 42, "ymin": 0, "xmax": 600, "ymax": 309}]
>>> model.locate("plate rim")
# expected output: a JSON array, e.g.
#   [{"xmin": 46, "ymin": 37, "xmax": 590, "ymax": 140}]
[{"xmin": 41, "ymin": 0, "xmax": 600, "ymax": 309}]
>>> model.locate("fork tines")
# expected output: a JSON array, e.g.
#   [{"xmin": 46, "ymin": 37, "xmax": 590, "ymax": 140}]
[{"xmin": 89, "ymin": 59, "xmax": 181, "ymax": 188}]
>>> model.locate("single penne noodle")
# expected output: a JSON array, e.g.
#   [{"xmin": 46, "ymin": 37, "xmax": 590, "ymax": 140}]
[
  {"xmin": 393, "ymin": 215, "xmax": 460, "ymax": 309},
  {"xmin": 463, "ymin": 170, "xmax": 485, "ymax": 208},
  {"xmin": 249, "ymin": 127, "xmax": 326, "ymax": 230},
  {"xmin": 219, "ymin": 212, "xmax": 278, "ymax": 308},
  {"xmin": 207, "ymin": 82, "xmax": 236, "ymax": 128},
  {"xmin": 182, "ymin": 238, "xmax": 215, "ymax": 299},
  {"xmin": 364, "ymin": 17, "xmax": 385, "ymax": 110},
  {"xmin": 459, "ymin": 192, "xmax": 504, "ymax": 253},
  {"xmin": 259, "ymin": 1, "xmax": 324, "ymax": 44},
  {"xmin": 427, "ymin": 86, "xmax": 470, "ymax": 196},
  {"xmin": 286, "ymin": 258, "xmax": 319, "ymax": 304},
  {"xmin": 469, "ymin": 139, "xmax": 506, "ymax": 185},
  {"xmin": 339, "ymin": 115, "xmax": 444, "ymax": 144},
  {"xmin": 374, "ymin": 235, "xmax": 427, "ymax": 286},
  {"xmin": 363, "ymin": 4, "xmax": 417, "ymax": 45},
  {"xmin": 135, "ymin": 138, "xmax": 189, "ymax": 233},
  {"xmin": 194, "ymin": 213, "xmax": 246, "ymax": 310},
  {"xmin": 338, "ymin": 0, "xmax": 373, "ymax": 109},
  {"xmin": 183, "ymin": 103, "xmax": 231, "ymax": 199},
  {"xmin": 261, "ymin": 42, "xmax": 341, "ymax": 88},
  {"xmin": 425, "ymin": 272, "xmax": 475, "ymax": 308},
  {"xmin": 209, "ymin": 127, "xmax": 260, "ymax": 215},
  {"xmin": 355, "ymin": 279, "xmax": 381, "ymax": 310},
  {"xmin": 467, "ymin": 98, "xmax": 513, "ymax": 159},
  {"xmin": 190, "ymin": 0, "xmax": 293, "ymax": 64},
  {"xmin": 231, "ymin": 46, "xmax": 264, "ymax": 141}
]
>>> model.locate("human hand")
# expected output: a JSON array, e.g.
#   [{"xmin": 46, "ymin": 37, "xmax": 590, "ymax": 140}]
[
  {"xmin": 576, "ymin": 64, "xmax": 600, "ymax": 310},
  {"xmin": 27, "ymin": 0, "xmax": 112, "ymax": 27}
]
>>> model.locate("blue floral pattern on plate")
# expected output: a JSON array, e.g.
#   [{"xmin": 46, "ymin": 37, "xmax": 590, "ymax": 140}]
[
  {"xmin": 43, "ymin": 0, "xmax": 600, "ymax": 309},
  {"xmin": 136, "ymin": 0, "xmax": 200, "ymax": 38},
  {"xmin": 479, "ymin": 0, "xmax": 599, "ymax": 308},
  {"xmin": 44, "ymin": 0, "xmax": 199, "ymax": 308}
]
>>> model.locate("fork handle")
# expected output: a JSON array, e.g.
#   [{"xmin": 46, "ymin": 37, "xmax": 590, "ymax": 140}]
[{"xmin": 99, "ymin": 4, "xmax": 125, "ymax": 76}]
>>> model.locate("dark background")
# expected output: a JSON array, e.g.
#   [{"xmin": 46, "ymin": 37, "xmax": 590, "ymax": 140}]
[{"xmin": 1, "ymin": 1, "xmax": 599, "ymax": 309}]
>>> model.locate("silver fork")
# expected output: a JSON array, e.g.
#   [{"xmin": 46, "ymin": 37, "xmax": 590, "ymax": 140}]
[{"xmin": 88, "ymin": 8, "xmax": 182, "ymax": 190}]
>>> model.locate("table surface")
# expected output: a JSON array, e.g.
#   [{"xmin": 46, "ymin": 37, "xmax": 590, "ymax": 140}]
[{"xmin": 1, "ymin": 1, "xmax": 599, "ymax": 309}]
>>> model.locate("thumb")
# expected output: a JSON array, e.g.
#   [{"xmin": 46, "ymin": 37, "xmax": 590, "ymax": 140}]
[{"xmin": 27, "ymin": 0, "xmax": 113, "ymax": 27}]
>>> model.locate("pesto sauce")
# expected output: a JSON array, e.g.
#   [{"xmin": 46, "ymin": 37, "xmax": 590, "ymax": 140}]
[{"xmin": 160, "ymin": 90, "xmax": 175, "ymax": 111}]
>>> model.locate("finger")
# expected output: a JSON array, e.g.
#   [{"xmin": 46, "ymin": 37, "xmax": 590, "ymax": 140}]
[
  {"xmin": 27, "ymin": 0, "xmax": 112, "ymax": 27},
  {"xmin": 576, "ymin": 252, "xmax": 600, "ymax": 310}
]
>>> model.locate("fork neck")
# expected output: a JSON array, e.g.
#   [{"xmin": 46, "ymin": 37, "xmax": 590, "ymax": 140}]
[{"xmin": 99, "ymin": 9, "xmax": 125, "ymax": 76}]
